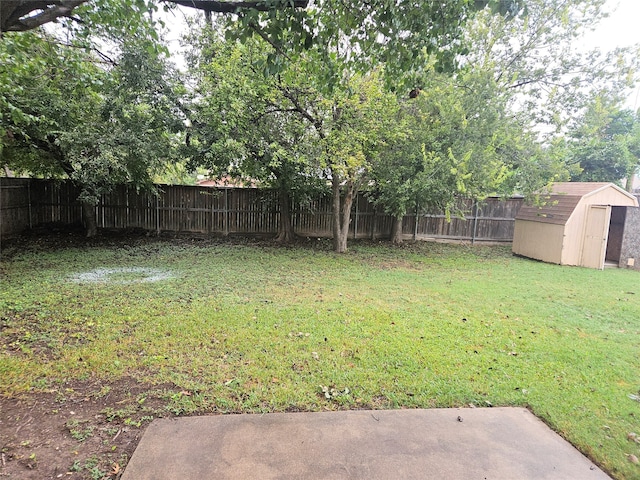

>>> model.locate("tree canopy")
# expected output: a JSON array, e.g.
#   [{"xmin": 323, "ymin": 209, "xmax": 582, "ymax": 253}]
[
  {"xmin": 0, "ymin": 0, "xmax": 305, "ymax": 33},
  {"xmin": 567, "ymin": 99, "xmax": 640, "ymax": 185},
  {"xmin": 0, "ymin": 12, "xmax": 185, "ymax": 236},
  {"xmin": 183, "ymin": 28, "xmax": 327, "ymax": 242},
  {"xmin": 2, "ymin": 0, "xmax": 640, "ymax": 249},
  {"xmin": 463, "ymin": 0, "xmax": 639, "ymax": 137}
]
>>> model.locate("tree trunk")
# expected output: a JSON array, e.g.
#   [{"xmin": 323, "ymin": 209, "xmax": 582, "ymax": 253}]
[
  {"xmin": 391, "ymin": 214, "xmax": 403, "ymax": 244},
  {"xmin": 275, "ymin": 188, "xmax": 295, "ymax": 243},
  {"xmin": 626, "ymin": 172, "xmax": 634, "ymax": 192},
  {"xmin": 331, "ymin": 175, "xmax": 355, "ymax": 253},
  {"xmin": 332, "ymin": 176, "xmax": 343, "ymax": 252},
  {"xmin": 82, "ymin": 200, "xmax": 98, "ymax": 238}
]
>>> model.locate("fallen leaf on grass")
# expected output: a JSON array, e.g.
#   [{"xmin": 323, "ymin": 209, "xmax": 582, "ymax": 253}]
[
  {"xmin": 289, "ymin": 332, "xmax": 310, "ymax": 338},
  {"xmin": 320, "ymin": 385, "xmax": 350, "ymax": 400},
  {"xmin": 626, "ymin": 454, "xmax": 639, "ymax": 464}
]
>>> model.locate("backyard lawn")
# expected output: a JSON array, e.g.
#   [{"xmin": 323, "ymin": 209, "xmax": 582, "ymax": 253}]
[{"xmin": 1, "ymin": 235, "xmax": 639, "ymax": 479}]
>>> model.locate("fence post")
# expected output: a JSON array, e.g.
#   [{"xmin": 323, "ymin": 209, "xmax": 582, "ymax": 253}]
[
  {"xmin": 471, "ymin": 201, "xmax": 479, "ymax": 245},
  {"xmin": 210, "ymin": 190, "xmax": 214, "ymax": 235},
  {"xmin": 224, "ymin": 188, "xmax": 229, "ymax": 236},
  {"xmin": 156, "ymin": 193, "xmax": 160, "ymax": 235},
  {"xmin": 0, "ymin": 178, "xmax": 3, "ymax": 252},
  {"xmin": 27, "ymin": 180, "xmax": 33, "ymax": 229},
  {"xmin": 371, "ymin": 207, "xmax": 376, "ymax": 240},
  {"xmin": 353, "ymin": 196, "xmax": 359, "ymax": 239},
  {"xmin": 413, "ymin": 202, "xmax": 419, "ymax": 241},
  {"xmin": 100, "ymin": 193, "xmax": 104, "ymax": 228}
]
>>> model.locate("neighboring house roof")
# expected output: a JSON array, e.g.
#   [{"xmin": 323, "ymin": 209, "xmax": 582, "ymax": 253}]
[
  {"xmin": 516, "ymin": 182, "xmax": 636, "ymax": 226},
  {"xmin": 197, "ymin": 176, "xmax": 257, "ymax": 188}
]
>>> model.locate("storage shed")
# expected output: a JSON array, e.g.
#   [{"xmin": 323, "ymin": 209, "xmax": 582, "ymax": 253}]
[{"xmin": 512, "ymin": 182, "xmax": 639, "ymax": 269}]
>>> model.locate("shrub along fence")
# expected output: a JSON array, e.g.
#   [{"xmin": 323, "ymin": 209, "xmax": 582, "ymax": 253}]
[{"xmin": 0, "ymin": 178, "xmax": 523, "ymax": 243}]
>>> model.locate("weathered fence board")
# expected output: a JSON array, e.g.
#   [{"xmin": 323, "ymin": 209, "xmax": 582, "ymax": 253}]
[
  {"xmin": 0, "ymin": 178, "xmax": 31, "ymax": 238},
  {"xmin": 1, "ymin": 178, "xmax": 524, "ymax": 243}
]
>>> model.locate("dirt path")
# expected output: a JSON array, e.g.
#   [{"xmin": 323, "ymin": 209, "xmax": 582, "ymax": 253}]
[{"xmin": 0, "ymin": 378, "xmax": 179, "ymax": 480}]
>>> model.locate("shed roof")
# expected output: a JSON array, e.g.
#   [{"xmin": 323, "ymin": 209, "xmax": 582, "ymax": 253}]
[{"xmin": 516, "ymin": 182, "xmax": 636, "ymax": 225}]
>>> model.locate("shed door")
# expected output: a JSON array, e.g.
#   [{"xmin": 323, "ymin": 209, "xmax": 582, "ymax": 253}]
[{"xmin": 581, "ymin": 205, "xmax": 611, "ymax": 269}]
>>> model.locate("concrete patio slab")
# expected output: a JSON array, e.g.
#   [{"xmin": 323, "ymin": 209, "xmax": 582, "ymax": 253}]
[{"xmin": 122, "ymin": 407, "xmax": 610, "ymax": 480}]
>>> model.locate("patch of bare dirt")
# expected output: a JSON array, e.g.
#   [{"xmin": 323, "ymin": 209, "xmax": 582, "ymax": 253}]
[{"xmin": 0, "ymin": 378, "xmax": 181, "ymax": 480}]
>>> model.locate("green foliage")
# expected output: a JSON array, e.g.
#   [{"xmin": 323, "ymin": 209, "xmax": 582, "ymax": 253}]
[
  {"xmin": 62, "ymin": 42, "xmax": 185, "ymax": 205},
  {"xmin": 0, "ymin": 0, "xmax": 185, "ymax": 237},
  {"xmin": 370, "ymin": 77, "xmax": 470, "ymax": 219},
  {"xmin": 184, "ymin": 27, "xmax": 324, "ymax": 196},
  {"xmin": 567, "ymin": 99, "xmax": 640, "ymax": 184},
  {"xmin": 369, "ymin": 69, "xmax": 566, "ymax": 223},
  {"xmin": 1, "ymin": 0, "xmax": 164, "ymax": 39},
  {"xmin": 66, "ymin": 419, "xmax": 95, "ymax": 442},
  {"xmin": 1, "ymin": 23, "xmax": 185, "ymax": 230},
  {"xmin": 220, "ymin": 0, "xmax": 505, "ymax": 94},
  {"xmin": 312, "ymin": 72, "xmax": 402, "ymax": 251},
  {"xmin": 184, "ymin": 23, "xmax": 403, "ymax": 248},
  {"xmin": 6, "ymin": 0, "xmax": 635, "ymax": 245},
  {"xmin": 0, "ymin": 31, "xmax": 104, "ymax": 178},
  {"xmin": 464, "ymin": 0, "xmax": 640, "ymax": 136},
  {"xmin": 184, "ymin": 25, "xmax": 331, "ymax": 241}
]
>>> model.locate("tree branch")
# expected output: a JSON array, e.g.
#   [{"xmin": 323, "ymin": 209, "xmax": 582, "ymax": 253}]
[
  {"xmin": 253, "ymin": 107, "xmax": 301, "ymax": 122},
  {"xmin": 55, "ymin": 39, "xmax": 119, "ymax": 66},
  {"xmin": 279, "ymin": 87, "xmax": 324, "ymax": 137},
  {"xmin": 3, "ymin": 0, "xmax": 86, "ymax": 33},
  {"xmin": 165, "ymin": 0, "xmax": 308, "ymax": 13},
  {"xmin": 0, "ymin": 0, "xmax": 309, "ymax": 33},
  {"xmin": 247, "ymin": 21, "xmax": 291, "ymax": 61}
]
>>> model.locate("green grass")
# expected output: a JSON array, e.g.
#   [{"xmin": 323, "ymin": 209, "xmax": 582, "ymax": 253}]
[{"xmin": 2, "ymin": 238, "xmax": 640, "ymax": 478}]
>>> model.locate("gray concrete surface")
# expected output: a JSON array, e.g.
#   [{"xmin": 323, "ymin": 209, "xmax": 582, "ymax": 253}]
[{"xmin": 122, "ymin": 407, "xmax": 610, "ymax": 479}]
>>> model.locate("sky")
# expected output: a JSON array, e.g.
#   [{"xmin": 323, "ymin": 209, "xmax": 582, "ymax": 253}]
[
  {"xmin": 580, "ymin": 0, "xmax": 640, "ymax": 50},
  {"xmin": 575, "ymin": 0, "xmax": 640, "ymax": 110}
]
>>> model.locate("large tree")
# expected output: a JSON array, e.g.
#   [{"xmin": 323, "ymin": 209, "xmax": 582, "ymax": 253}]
[
  {"xmin": 463, "ymin": 0, "xmax": 639, "ymax": 137},
  {"xmin": 183, "ymin": 27, "xmax": 326, "ymax": 243},
  {"xmin": 361, "ymin": 0, "xmax": 639, "ymax": 244},
  {"xmin": 2, "ymin": 1, "xmax": 510, "ymax": 91},
  {"xmin": 209, "ymin": 1, "xmax": 502, "ymax": 252},
  {"xmin": 184, "ymin": 23, "xmax": 401, "ymax": 250},
  {"xmin": 1, "ymin": 31, "xmax": 184, "ymax": 235},
  {"xmin": 369, "ymin": 67, "xmax": 565, "ymax": 244},
  {"xmin": 567, "ymin": 99, "xmax": 640, "ymax": 185},
  {"xmin": 315, "ymin": 73, "xmax": 402, "ymax": 252}
]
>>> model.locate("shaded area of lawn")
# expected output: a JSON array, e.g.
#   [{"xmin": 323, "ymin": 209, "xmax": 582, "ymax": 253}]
[{"xmin": 1, "ymin": 235, "xmax": 640, "ymax": 479}]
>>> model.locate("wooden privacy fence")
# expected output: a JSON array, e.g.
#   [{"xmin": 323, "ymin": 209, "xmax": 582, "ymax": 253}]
[
  {"xmin": 0, "ymin": 178, "xmax": 523, "ymax": 243},
  {"xmin": 1, "ymin": 178, "xmax": 31, "ymax": 239}
]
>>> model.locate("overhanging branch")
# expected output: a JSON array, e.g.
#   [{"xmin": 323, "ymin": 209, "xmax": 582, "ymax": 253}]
[
  {"xmin": 1, "ymin": 0, "xmax": 309, "ymax": 33},
  {"xmin": 165, "ymin": 0, "xmax": 308, "ymax": 13},
  {"xmin": 2, "ymin": 1, "xmax": 86, "ymax": 33}
]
